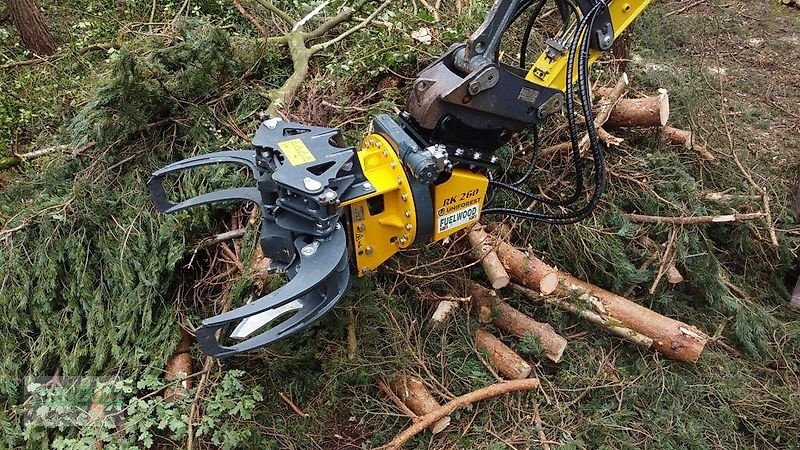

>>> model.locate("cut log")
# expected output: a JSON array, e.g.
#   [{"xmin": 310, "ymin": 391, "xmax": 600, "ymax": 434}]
[
  {"xmin": 492, "ymin": 234, "xmax": 708, "ymax": 362},
  {"xmin": 627, "ymin": 212, "xmax": 765, "ymax": 225},
  {"xmin": 511, "ymin": 283, "xmax": 654, "ymax": 348},
  {"xmin": 431, "ymin": 300, "xmax": 459, "ymax": 322},
  {"xmin": 556, "ymin": 273, "xmax": 706, "ymax": 362},
  {"xmin": 391, "ymin": 375, "xmax": 451, "ymax": 434},
  {"xmin": 596, "ymin": 88, "xmax": 670, "ymax": 128},
  {"xmin": 468, "ymin": 226, "xmax": 511, "ymax": 289},
  {"xmin": 489, "ymin": 234, "xmax": 558, "ymax": 295},
  {"xmin": 662, "ymin": 126, "xmax": 716, "ymax": 162},
  {"xmin": 470, "ymin": 283, "xmax": 567, "ymax": 362},
  {"xmin": 475, "ymin": 329, "xmax": 532, "ymax": 379},
  {"xmin": 164, "ymin": 327, "xmax": 194, "ymax": 400}
]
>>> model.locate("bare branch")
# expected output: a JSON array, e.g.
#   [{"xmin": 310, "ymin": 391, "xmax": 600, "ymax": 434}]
[
  {"xmin": 292, "ymin": 0, "xmax": 330, "ymax": 32},
  {"xmin": 254, "ymin": 0, "xmax": 296, "ymax": 26},
  {"xmin": 310, "ymin": 0, "xmax": 391, "ymax": 52},
  {"xmin": 303, "ymin": 0, "xmax": 370, "ymax": 40},
  {"xmin": 382, "ymin": 378, "xmax": 540, "ymax": 449},
  {"xmin": 231, "ymin": 0, "xmax": 270, "ymax": 38}
]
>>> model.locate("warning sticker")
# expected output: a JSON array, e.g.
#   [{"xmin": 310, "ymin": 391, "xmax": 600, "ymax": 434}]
[
  {"xmin": 437, "ymin": 204, "xmax": 480, "ymax": 233},
  {"xmin": 278, "ymin": 139, "xmax": 316, "ymax": 166}
]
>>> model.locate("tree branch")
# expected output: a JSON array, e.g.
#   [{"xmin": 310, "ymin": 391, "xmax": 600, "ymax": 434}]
[
  {"xmin": 382, "ymin": 378, "xmax": 540, "ymax": 449},
  {"xmin": 254, "ymin": 0, "xmax": 296, "ymax": 26},
  {"xmin": 303, "ymin": 0, "xmax": 369, "ymax": 40},
  {"xmin": 231, "ymin": 0, "xmax": 270, "ymax": 38},
  {"xmin": 310, "ymin": 0, "xmax": 391, "ymax": 52}
]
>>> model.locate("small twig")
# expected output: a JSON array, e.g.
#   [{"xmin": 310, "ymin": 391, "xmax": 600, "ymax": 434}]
[
  {"xmin": 186, "ymin": 356, "xmax": 214, "ymax": 450},
  {"xmin": 78, "ymin": 43, "xmax": 118, "ymax": 55},
  {"xmin": 303, "ymin": 0, "xmax": 369, "ymax": 40},
  {"xmin": 416, "ymin": 0, "xmax": 439, "ymax": 21},
  {"xmin": 627, "ymin": 212, "xmax": 766, "ymax": 225},
  {"xmin": 649, "ymin": 226, "xmax": 678, "ymax": 294},
  {"xmin": 201, "ymin": 228, "xmax": 246, "ymax": 248},
  {"xmin": 219, "ymin": 242, "xmax": 245, "ymax": 273},
  {"xmin": 278, "ymin": 391, "xmax": 311, "ymax": 417},
  {"xmin": 382, "ymin": 378, "xmax": 540, "ymax": 450},
  {"xmin": 665, "ymin": 0, "xmax": 706, "ymax": 17},
  {"xmin": 321, "ymin": 100, "xmax": 370, "ymax": 112},
  {"xmin": 347, "ymin": 309, "xmax": 358, "ymax": 360},
  {"xmin": 533, "ymin": 401, "xmax": 552, "ymax": 450}
]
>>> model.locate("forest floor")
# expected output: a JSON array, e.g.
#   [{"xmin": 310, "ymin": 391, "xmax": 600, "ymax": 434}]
[{"xmin": 1, "ymin": 0, "xmax": 799, "ymax": 449}]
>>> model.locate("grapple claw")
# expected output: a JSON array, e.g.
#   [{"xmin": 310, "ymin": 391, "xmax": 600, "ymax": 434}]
[
  {"xmin": 149, "ymin": 119, "xmax": 363, "ymax": 358},
  {"xmin": 195, "ymin": 228, "xmax": 350, "ymax": 358}
]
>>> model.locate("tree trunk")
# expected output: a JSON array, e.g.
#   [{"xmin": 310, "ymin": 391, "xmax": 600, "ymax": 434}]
[{"xmin": 7, "ymin": 0, "xmax": 58, "ymax": 56}]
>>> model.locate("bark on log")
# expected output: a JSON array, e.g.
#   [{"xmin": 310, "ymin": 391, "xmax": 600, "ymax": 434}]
[
  {"xmin": 596, "ymin": 88, "xmax": 670, "ymax": 128},
  {"xmin": 7, "ymin": 0, "xmax": 58, "ymax": 55},
  {"xmin": 511, "ymin": 283, "xmax": 654, "ymax": 348},
  {"xmin": 164, "ymin": 328, "xmax": 194, "ymax": 400},
  {"xmin": 556, "ymin": 274, "xmax": 706, "ymax": 362},
  {"xmin": 475, "ymin": 329, "xmax": 532, "ymax": 379},
  {"xmin": 488, "ymin": 233, "xmax": 558, "ymax": 295},
  {"xmin": 468, "ymin": 226, "xmax": 510, "ymax": 289},
  {"xmin": 627, "ymin": 212, "xmax": 765, "ymax": 225},
  {"xmin": 391, "ymin": 375, "xmax": 451, "ymax": 434},
  {"xmin": 662, "ymin": 126, "xmax": 716, "ymax": 162},
  {"xmin": 470, "ymin": 282, "xmax": 567, "ymax": 362}
]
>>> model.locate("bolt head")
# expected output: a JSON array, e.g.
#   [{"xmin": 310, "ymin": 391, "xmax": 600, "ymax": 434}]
[
  {"xmin": 301, "ymin": 245, "xmax": 316, "ymax": 256},
  {"xmin": 303, "ymin": 177, "xmax": 322, "ymax": 192},
  {"xmin": 363, "ymin": 182, "xmax": 372, "ymax": 190},
  {"xmin": 365, "ymin": 247, "xmax": 374, "ymax": 255}
]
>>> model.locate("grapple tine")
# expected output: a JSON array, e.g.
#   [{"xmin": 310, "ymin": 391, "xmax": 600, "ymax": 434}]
[{"xmin": 147, "ymin": 150, "xmax": 262, "ymax": 213}]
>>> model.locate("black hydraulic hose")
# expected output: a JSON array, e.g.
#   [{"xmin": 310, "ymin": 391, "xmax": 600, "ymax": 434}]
[
  {"xmin": 483, "ymin": 1, "xmax": 607, "ymax": 224},
  {"xmin": 508, "ymin": 125, "xmax": 540, "ymax": 187},
  {"xmin": 519, "ymin": 0, "xmax": 547, "ymax": 68},
  {"xmin": 497, "ymin": 0, "xmax": 593, "ymax": 207}
]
